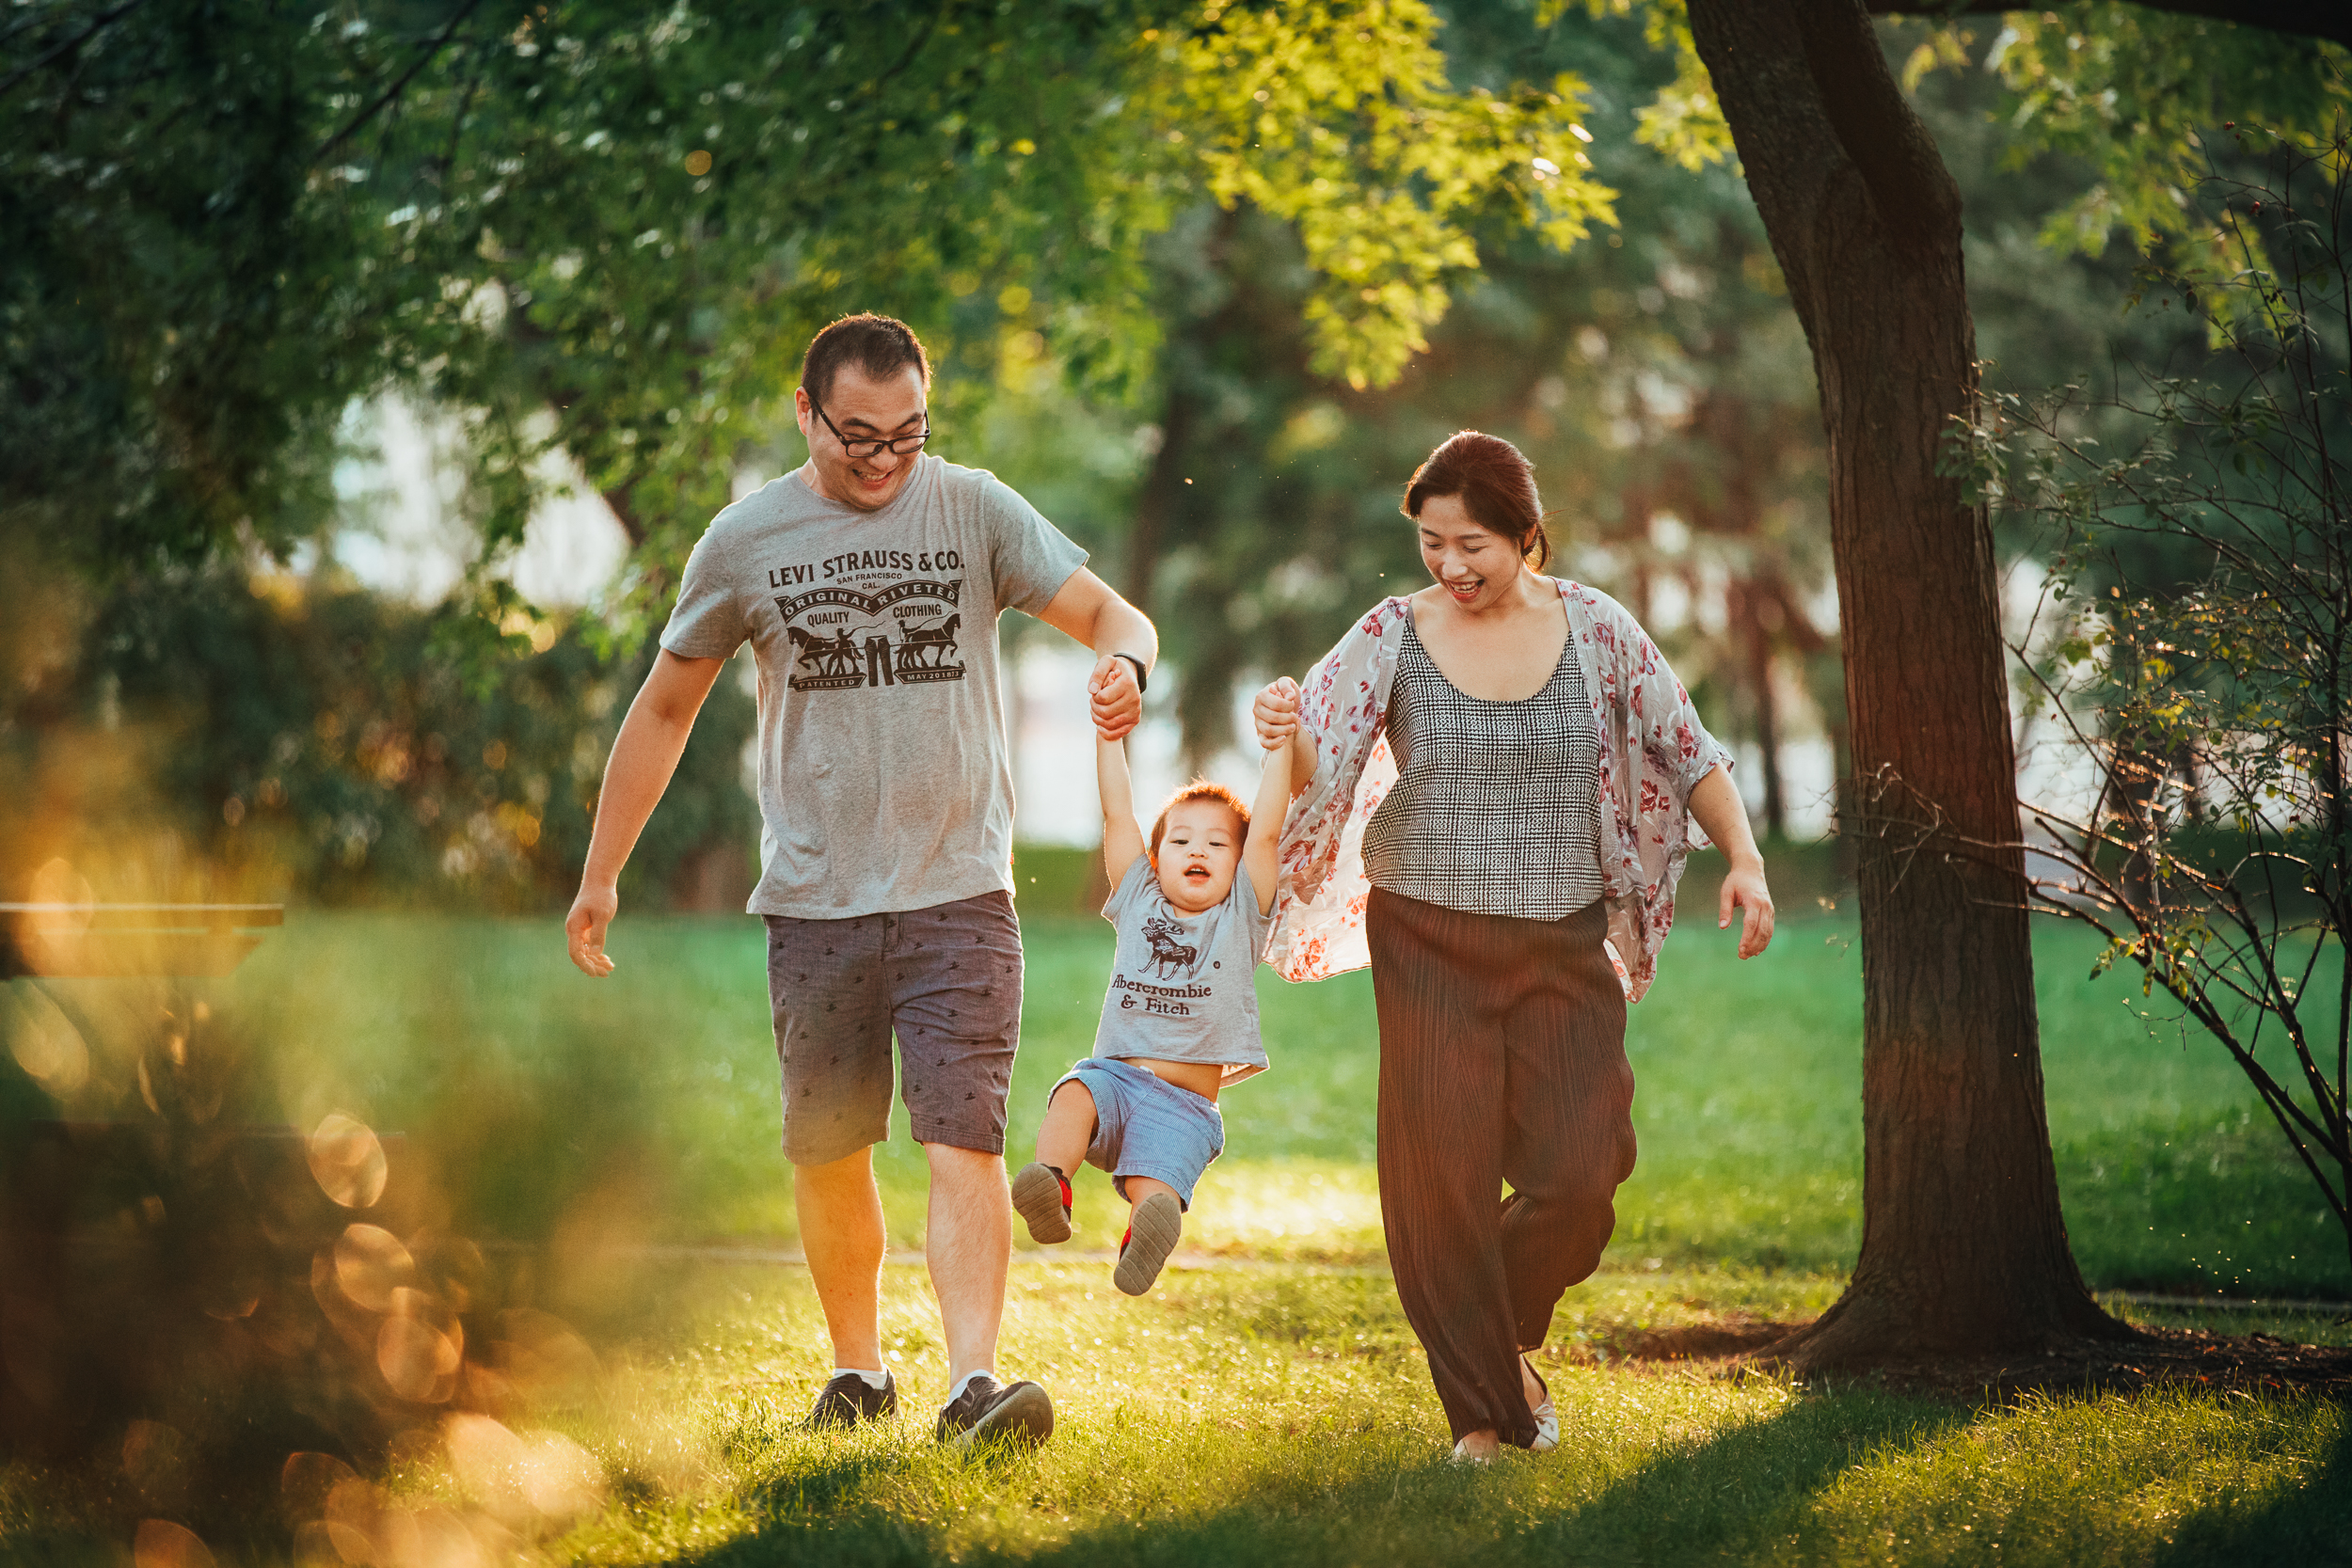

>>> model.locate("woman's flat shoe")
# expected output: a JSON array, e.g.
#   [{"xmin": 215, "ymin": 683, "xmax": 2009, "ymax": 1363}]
[{"xmin": 1523, "ymin": 1355, "xmax": 1558, "ymax": 1453}]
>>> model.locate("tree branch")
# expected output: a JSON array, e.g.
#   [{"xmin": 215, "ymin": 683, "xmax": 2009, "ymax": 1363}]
[
  {"xmin": 1867, "ymin": 2, "xmax": 2352, "ymax": 53},
  {"xmin": 1800, "ymin": 0, "xmax": 1963, "ymax": 250},
  {"xmin": 311, "ymin": 0, "xmax": 485, "ymax": 167},
  {"xmin": 0, "ymin": 0, "xmax": 148, "ymax": 101}
]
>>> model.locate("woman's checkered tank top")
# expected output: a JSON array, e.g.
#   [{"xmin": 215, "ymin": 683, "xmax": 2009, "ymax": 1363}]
[{"xmin": 1360, "ymin": 613, "xmax": 1608, "ymax": 920}]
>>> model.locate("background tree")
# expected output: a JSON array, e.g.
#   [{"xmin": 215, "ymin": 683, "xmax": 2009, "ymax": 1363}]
[
  {"xmin": 1, "ymin": 0, "xmax": 1609, "ymax": 610},
  {"xmin": 1664, "ymin": 0, "xmax": 2346, "ymax": 1368},
  {"xmin": 1679, "ymin": 0, "xmax": 2122, "ymax": 1367},
  {"xmin": 1960, "ymin": 126, "xmax": 2351, "ymax": 1275},
  {"xmin": 1, "ymin": 0, "xmax": 1610, "ymax": 900}
]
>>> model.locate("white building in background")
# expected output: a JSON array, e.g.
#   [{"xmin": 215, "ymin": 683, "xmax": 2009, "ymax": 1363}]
[{"xmin": 330, "ymin": 397, "xmax": 631, "ymax": 610}]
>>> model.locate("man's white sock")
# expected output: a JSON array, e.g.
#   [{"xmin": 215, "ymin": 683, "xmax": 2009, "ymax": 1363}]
[
  {"xmin": 831, "ymin": 1367, "xmax": 889, "ymax": 1390},
  {"xmin": 946, "ymin": 1369, "xmax": 997, "ymax": 1403}
]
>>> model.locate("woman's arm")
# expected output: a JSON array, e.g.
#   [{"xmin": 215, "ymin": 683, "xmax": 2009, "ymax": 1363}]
[
  {"xmin": 1097, "ymin": 734, "xmax": 1148, "ymax": 889},
  {"xmin": 1687, "ymin": 765, "xmax": 1775, "ymax": 958},
  {"xmin": 1242, "ymin": 704, "xmax": 1298, "ymax": 915}
]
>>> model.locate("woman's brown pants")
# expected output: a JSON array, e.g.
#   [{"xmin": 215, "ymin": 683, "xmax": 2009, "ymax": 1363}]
[{"xmin": 1367, "ymin": 887, "xmax": 1636, "ymax": 1448}]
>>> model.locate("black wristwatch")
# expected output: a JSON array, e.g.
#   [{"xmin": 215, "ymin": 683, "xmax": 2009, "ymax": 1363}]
[{"xmin": 1112, "ymin": 652, "xmax": 1149, "ymax": 695}]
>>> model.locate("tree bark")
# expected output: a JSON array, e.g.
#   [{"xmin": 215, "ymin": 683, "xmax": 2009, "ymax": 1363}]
[
  {"xmin": 1733, "ymin": 581, "xmax": 1788, "ymax": 840},
  {"xmin": 1124, "ymin": 382, "xmax": 1200, "ymax": 608},
  {"xmin": 1685, "ymin": 0, "xmax": 2129, "ymax": 1364}
]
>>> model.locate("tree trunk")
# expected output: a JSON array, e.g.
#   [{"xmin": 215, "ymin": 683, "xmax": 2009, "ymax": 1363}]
[
  {"xmin": 1124, "ymin": 382, "xmax": 1200, "ymax": 610},
  {"xmin": 1124, "ymin": 203, "xmax": 1244, "ymax": 615},
  {"xmin": 1739, "ymin": 587, "xmax": 1788, "ymax": 840},
  {"xmin": 1685, "ymin": 0, "xmax": 2128, "ymax": 1363}
]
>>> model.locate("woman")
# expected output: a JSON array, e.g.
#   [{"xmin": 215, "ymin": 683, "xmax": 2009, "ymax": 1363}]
[{"xmin": 1255, "ymin": 432, "xmax": 1774, "ymax": 1462}]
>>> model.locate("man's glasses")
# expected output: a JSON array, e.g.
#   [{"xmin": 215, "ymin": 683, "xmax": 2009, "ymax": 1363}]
[{"xmin": 810, "ymin": 400, "xmax": 930, "ymax": 459}]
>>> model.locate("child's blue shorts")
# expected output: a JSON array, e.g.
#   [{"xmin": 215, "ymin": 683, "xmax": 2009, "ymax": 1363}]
[{"xmin": 1048, "ymin": 1056, "xmax": 1225, "ymax": 1210}]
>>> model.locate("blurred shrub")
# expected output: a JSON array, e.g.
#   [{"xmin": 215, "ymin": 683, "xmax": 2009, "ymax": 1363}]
[{"xmin": 0, "ymin": 568, "xmax": 756, "ymax": 911}]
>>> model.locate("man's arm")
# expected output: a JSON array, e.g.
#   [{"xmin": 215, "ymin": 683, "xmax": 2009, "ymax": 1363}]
[
  {"xmin": 1242, "ymin": 717, "xmax": 1296, "ymax": 917},
  {"xmin": 1097, "ymin": 734, "xmax": 1147, "ymax": 890},
  {"xmin": 564, "ymin": 649, "xmax": 728, "ymax": 975},
  {"xmin": 1035, "ymin": 567, "xmax": 1157, "ymax": 741}
]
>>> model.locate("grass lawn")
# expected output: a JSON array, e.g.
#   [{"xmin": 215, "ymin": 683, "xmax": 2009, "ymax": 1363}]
[
  {"xmin": 536, "ymin": 1263, "xmax": 2349, "ymax": 1568},
  {"xmin": 4, "ymin": 877, "xmax": 2348, "ymax": 1565},
  {"xmin": 5, "ymin": 1261, "xmax": 2341, "ymax": 1566},
  {"xmin": 207, "ymin": 883, "xmax": 2350, "ymax": 1299}
]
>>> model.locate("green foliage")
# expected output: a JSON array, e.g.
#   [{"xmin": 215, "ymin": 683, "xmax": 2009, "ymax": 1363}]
[
  {"xmin": 1171, "ymin": 0, "xmax": 1613, "ymax": 387},
  {"xmin": 1894, "ymin": 7, "xmax": 2349, "ymax": 274},
  {"xmin": 2, "ymin": 0, "xmax": 1615, "ymax": 638},
  {"xmin": 1108, "ymin": 3, "xmax": 1841, "ymax": 786},
  {"xmin": 0, "ymin": 569, "xmax": 755, "ymax": 911},
  {"xmin": 1950, "ymin": 124, "xmax": 2352, "ymax": 1276},
  {"xmin": 0, "ymin": 0, "xmax": 397, "ymax": 577},
  {"xmin": 1558, "ymin": 0, "xmax": 1736, "ymax": 171}
]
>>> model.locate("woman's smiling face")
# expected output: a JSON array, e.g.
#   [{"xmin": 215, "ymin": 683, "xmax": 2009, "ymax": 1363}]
[{"xmin": 1415, "ymin": 494, "xmax": 1520, "ymax": 613}]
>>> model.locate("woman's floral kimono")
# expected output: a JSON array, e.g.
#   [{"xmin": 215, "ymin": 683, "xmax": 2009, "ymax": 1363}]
[{"xmin": 1265, "ymin": 580, "xmax": 1734, "ymax": 1001}]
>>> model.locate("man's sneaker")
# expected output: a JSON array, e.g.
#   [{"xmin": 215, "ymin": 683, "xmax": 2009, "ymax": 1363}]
[
  {"xmin": 1112, "ymin": 1191, "xmax": 1183, "ymax": 1296},
  {"xmin": 1011, "ymin": 1162, "xmax": 1073, "ymax": 1244},
  {"xmin": 803, "ymin": 1369, "xmax": 897, "ymax": 1431},
  {"xmin": 934, "ymin": 1374, "xmax": 1055, "ymax": 1448}
]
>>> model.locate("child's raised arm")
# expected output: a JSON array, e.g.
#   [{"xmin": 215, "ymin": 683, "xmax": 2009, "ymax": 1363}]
[
  {"xmin": 1242, "ymin": 677, "xmax": 1300, "ymax": 915},
  {"xmin": 1098, "ymin": 733, "xmax": 1148, "ymax": 890}
]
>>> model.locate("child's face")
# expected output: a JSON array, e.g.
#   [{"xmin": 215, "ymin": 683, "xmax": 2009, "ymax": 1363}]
[{"xmin": 1154, "ymin": 800, "xmax": 1246, "ymax": 913}]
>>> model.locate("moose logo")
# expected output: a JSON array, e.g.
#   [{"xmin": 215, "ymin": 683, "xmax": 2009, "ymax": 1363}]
[
  {"xmin": 776, "ymin": 579, "xmax": 964, "ymax": 691},
  {"xmin": 1139, "ymin": 912, "xmax": 1200, "ymax": 980}
]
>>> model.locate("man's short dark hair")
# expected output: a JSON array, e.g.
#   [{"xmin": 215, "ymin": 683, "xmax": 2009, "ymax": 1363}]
[{"xmin": 800, "ymin": 313, "xmax": 932, "ymax": 408}]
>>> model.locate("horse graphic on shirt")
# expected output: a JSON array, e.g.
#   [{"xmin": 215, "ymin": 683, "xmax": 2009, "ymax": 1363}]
[
  {"xmin": 787, "ymin": 626, "xmax": 861, "ymax": 680},
  {"xmin": 893, "ymin": 613, "xmax": 963, "ymax": 681},
  {"xmin": 1140, "ymin": 913, "xmax": 1198, "ymax": 980}
]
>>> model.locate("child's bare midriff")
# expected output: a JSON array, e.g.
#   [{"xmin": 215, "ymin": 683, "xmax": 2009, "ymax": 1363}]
[{"xmin": 1120, "ymin": 1056, "xmax": 1223, "ymax": 1101}]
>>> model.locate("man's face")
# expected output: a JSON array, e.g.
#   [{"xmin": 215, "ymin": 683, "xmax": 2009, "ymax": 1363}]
[{"xmin": 795, "ymin": 362, "xmax": 929, "ymax": 513}]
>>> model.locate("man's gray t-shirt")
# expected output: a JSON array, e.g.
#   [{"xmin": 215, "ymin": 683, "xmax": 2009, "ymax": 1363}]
[
  {"xmin": 660, "ymin": 454, "xmax": 1088, "ymax": 919},
  {"xmin": 1089, "ymin": 857, "xmax": 1271, "ymax": 1083}
]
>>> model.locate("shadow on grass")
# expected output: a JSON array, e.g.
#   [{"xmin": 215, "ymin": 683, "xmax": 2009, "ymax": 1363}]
[
  {"xmin": 682, "ymin": 1389, "xmax": 1966, "ymax": 1568},
  {"xmin": 2153, "ymin": 1402, "xmax": 2352, "ymax": 1566},
  {"xmin": 1510, "ymin": 1388, "xmax": 1969, "ymax": 1566}
]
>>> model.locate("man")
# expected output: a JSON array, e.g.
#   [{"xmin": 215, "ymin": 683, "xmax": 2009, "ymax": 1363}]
[{"xmin": 564, "ymin": 312, "xmax": 1154, "ymax": 1447}]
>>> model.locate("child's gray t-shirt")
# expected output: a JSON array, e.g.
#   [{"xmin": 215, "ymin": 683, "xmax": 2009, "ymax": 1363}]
[
  {"xmin": 660, "ymin": 455, "xmax": 1087, "ymax": 919},
  {"xmin": 1090, "ymin": 856, "xmax": 1271, "ymax": 1083}
]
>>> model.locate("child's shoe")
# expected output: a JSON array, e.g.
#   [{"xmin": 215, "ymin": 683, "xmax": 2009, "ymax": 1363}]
[
  {"xmin": 1011, "ymin": 1163, "xmax": 1073, "ymax": 1244},
  {"xmin": 1112, "ymin": 1191, "xmax": 1183, "ymax": 1296}
]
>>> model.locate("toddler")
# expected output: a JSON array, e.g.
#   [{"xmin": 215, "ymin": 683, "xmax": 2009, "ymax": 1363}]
[{"xmin": 1010, "ymin": 680, "xmax": 1298, "ymax": 1294}]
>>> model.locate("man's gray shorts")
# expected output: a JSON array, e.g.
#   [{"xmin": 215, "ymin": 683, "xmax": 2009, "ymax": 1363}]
[
  {"xmin": 765, "ymin": 890, "xmax": 1023, "ymax": 1166},
  {"xmin": 1048, "ymin": 1056, "xmax": 1226, "ymax": 1209}
]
